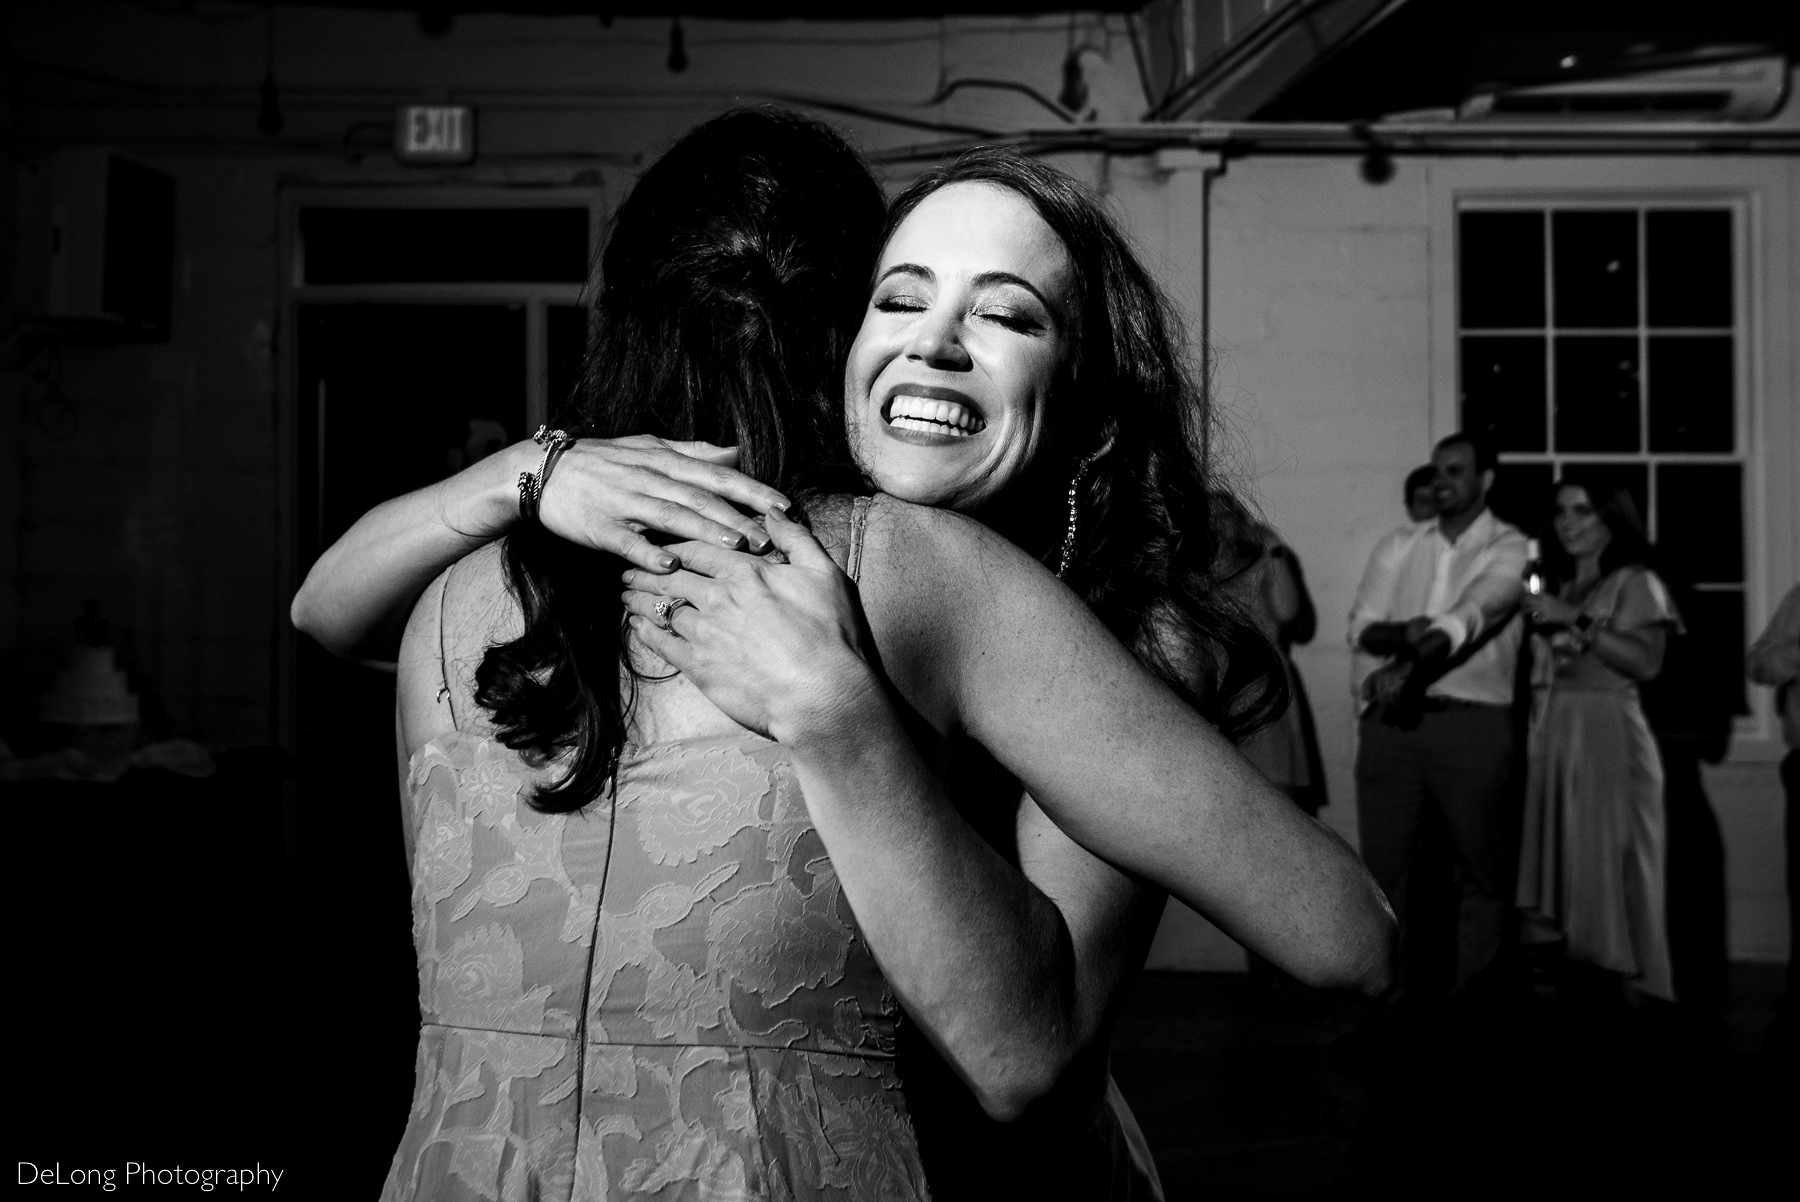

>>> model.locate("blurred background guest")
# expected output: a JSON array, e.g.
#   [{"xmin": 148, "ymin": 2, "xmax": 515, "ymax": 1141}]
[
  {"xmin": 1221, "ymin": 513, "xmax": 1331, "ymax": 993},
  {"xmin": 1518, "ymin": 477, "xmax": 1681, "ymax": 1004},
  {"xmin": 1746, "ymin": 582, "xmax": 1799, "ymax": 1047},
  {"xmin": 1404, "ymin": 464, "xmax": 1438, "ymax": 525},
  {"xmin": 1349, "ymin": 463, "xmax": 1444, "ymax": 718},
  {"xmin": 1350, "ymin": 433, "xmax": 1527, "ymax": 1011},
  {"xmin": 1221, "ymin": 514, "xmax": 1327, "ymax": 818}
]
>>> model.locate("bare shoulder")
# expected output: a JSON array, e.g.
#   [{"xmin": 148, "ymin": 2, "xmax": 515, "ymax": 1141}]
[
  {"xmin": 439, "ymin": 541, "xmax": 523, "ymax": 647},
  {"xmin": 859, "ymin": 494, "xmax": 1044, "ymax": 592},
  {"xmin": 794, "ymin": 494, "xmax": 857, "ymax": 573},
  {"xmin": 397, "ymin": 541, "xmax": 521, "ymax": 750},
  {"xmin": 855, "ymin": 496, "xmax": 1116, "ymax": 722},
  {"xmin": 856, "ymin": 495, "xmax": 1087, "ymax": 642}
]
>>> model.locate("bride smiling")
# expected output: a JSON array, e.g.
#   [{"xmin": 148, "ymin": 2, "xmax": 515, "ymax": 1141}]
[{"xmin": 294, "ymin": 110, "xmax": 1392, "ymax": 1200}]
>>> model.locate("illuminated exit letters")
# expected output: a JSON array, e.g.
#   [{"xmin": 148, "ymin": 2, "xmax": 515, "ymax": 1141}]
[{"xmin": 395, "ymin": 105, "xmax": 475, "ymax": 164}]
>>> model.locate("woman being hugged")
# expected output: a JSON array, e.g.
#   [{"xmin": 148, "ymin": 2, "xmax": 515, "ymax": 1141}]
[{"xmin": 1518, "ymin": 477, "xmax": 1681, "ymax": 1002}]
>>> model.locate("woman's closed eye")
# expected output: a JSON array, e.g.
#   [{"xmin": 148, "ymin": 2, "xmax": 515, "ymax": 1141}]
[
  {"xmin": 977, "ymin": 307, "xmax": 1044, "ymax": 334},
  {"xmin": 874, "ymin": 291, "xmax": 928, "ymax": 314}
]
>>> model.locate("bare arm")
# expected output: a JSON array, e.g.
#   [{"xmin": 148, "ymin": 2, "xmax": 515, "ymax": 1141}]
[
  {"xmin": 1588, "ymin": 622, "xmax": 1668, "ymax": 683},
  {"xmin": 624, "ymin": 502, "xmax": 1392, "ymax": 1112},
  {"xmin": 292, "ymin": 436, "xmax": 790, "ymax": 664},
  {"xmin": 622, "ymin": 513, "xmax": 1166, "ymax": 1121},
  {"xmin": 1588, "ymin": 571, "xmax": 1674, "ymax": 683},
  {"xmin": 887, "ymin": 507, "xmax": 1392, "ymax": 996},
  {"xmin": 776, "ymin": 676, "xmax": 1163, "ymax": 1120},
  {"xmin": 1524, "ymin": 570, "xmax": 1673, "ymax": 683}
]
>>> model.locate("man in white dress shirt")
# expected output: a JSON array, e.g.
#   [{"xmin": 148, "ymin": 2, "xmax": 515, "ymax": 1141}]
[{"xmin": 1349, "ymin": 433, "xmax": 1528, "ymax": 1008}]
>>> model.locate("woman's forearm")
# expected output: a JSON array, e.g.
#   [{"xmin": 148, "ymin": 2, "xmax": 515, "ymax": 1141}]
[
  {"xmin": 291, "ymin": 442, "xmax": 527, "ymax": 661},
  {"xmin": 295, "ymin": 434, "xmax": 787, "ymax": 663},
  {"xmin": 1588, "ymin": 622, "xmax": 1666, "ymax": 683},
  {"xmin": 779, "ymin": 667, "xmax": 1137, "ymax": 1121},
  {"xmin": 885, "ymin": 507, "xmax": 1397, "ymax": 998}
]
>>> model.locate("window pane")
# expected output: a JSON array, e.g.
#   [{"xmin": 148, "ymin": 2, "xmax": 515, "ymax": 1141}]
[
  {"xmin": 547, "ymin": 303, "xmax": 589, "ymax": 416},
  {"xmin": 1655, "ymin": 463, "xmax": 1742, "ymax": 583},
  {"xmin": 1459, "ymin": 211, "xmax": 1545, "ymax": 329},
  {"xmin": 301, "ymin": 208, "xmax": 590, "ymax": 284},
  {"xmin": 1460, "ymin": 336, "xmax": 1546, "ymax": 452},
  {"xmin": 1647, "ymin": 210, "xmax": 1732, "ymax": 329},
  {"xmin": 1647, "ymin": 336, "xmax": 1733, "ymax": 453},
  {"xmin": 1487, "ymin": 461, "xmax": 1555, "ymax": 538},
  {"xmin": 1557, "ymin": 462, "xmax": 1649, "ymax": 539},
  {"xmin": 1552, "ymin": 210, "xmax": 1638, "ymax": 328},
  {"xmin": 1553, "ymin": 336, "xmax": 1640, "ymax": 452}
]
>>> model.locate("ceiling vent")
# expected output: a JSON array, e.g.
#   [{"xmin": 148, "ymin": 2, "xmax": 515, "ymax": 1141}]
[{"xmin": 1458, "ymin": 54, "xmax": 1789, "ymax": 122}]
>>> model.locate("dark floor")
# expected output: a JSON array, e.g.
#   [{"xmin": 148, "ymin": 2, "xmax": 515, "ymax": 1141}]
[
  {"xmin": 12, "ymin": 766, "xmax": 1791, "ymax": 1195},
  {"xmin": 1110, "ymin": 964, "xmax": 1796, "ymax": 1199}
]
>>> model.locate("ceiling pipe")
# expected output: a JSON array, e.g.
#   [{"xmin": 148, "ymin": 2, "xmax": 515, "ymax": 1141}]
[{"xmin": 864, "ymin": 118, "xmax": 1800, "ymax": 164}]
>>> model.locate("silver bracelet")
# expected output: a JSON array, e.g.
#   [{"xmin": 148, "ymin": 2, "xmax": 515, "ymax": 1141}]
[{"xmin": 517, "ymin": 425, "xmax": 573, "ymax": 523}]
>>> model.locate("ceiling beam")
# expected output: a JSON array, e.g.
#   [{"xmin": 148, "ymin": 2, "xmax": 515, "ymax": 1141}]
[{"xmin": 1155, "ymin": 0, "xmax": 1415, "ymax": 121}]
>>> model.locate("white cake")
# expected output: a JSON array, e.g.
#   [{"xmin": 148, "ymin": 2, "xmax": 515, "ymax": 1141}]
[{"xmin": 41, "ymin": 645, "xmax": 140, "ymax": 726}]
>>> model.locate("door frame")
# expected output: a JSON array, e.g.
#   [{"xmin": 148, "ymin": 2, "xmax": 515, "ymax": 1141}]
[{"xmin": 275, "ymin": 184, "xmax": 602, "ymax": 751}]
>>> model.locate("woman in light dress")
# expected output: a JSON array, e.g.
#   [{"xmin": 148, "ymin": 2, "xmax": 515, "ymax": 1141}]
[{"xmin": 1518, "ymin": 478, "xmax": 1681, "ymax": 1002}]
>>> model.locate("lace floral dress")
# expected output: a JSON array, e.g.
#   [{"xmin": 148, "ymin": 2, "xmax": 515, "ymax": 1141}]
[
  {"xmin": 381, "ymin": 728, "xmax": 929, "ymax": 1201},
  {"xmin": 381, "ymin": 499, "xmax": 1162, "ymax": 1200}
]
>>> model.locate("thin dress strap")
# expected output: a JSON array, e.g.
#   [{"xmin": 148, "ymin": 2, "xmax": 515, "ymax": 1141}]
[
  {"xmin": 437, "ymin": 560, "xmax": 460, "ymax": 730},
  {"xmin": 846, "ymin": 495, "xmax": 873, "ymax": 584}
]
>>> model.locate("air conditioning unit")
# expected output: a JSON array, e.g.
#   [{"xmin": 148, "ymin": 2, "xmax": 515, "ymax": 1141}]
[{"xmin": 1459, "ymin": 54, "xmax": 1790, "ymax": 122}]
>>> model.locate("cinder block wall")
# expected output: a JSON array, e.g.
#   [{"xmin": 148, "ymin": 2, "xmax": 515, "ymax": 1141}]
[
  {"xmin": 3, "ymin": 3, "xmax": 1790, "ymax": 961},
  {"xmin": 7, "ymin": 156, "xmax": 284, "ymax": 744}
]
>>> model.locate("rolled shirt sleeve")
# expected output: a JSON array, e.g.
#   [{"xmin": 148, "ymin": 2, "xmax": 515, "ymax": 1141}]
[
  {"xmin": 1348, "ymin": 512, "xmax": 1527, "ymax": 707},
  {"xmin": 1428, "ymin": 529, "xmax": 1528, "ymax": 655}
]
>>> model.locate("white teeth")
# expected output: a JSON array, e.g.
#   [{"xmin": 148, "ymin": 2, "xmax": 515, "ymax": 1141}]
[
  {"xmin": 890, "ymin": 416, "xmax": 973, "ymax": 437},
  {"xmin": 886, "ymin": 395, "xmax": 985, "ymax": 433}
]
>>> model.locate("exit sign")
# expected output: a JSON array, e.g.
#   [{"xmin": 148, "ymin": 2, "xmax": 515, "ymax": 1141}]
[{"xmin": 396, "ymin": 105, "xmax": 475, "ymax": 164}]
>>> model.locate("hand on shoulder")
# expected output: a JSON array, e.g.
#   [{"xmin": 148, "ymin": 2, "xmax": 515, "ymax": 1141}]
[{"xmin": 535, "ymin": 435, "xmax": 790, "ymax": 571}]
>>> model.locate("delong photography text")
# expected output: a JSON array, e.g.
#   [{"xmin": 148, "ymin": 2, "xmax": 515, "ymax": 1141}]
[{"xmin": 18, "ymin": 1163, "xmax": 285, "ymax": 1192}]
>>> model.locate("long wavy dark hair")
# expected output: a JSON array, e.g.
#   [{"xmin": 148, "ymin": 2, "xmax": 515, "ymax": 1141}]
[
  {"xmin": 879, "ymin": 150, "xmax": 1286, "ymax": 740},
  {"xmin": 475, "ymin": 107, "xmax": 885, "ymax": 811},
  {"xmin": 481, "ymin": 121, "xmax": 1283, "ymax": 812},
  {"xmin": 1543, "ymin": 473, "xmax": 1655, "ymax": 587}
]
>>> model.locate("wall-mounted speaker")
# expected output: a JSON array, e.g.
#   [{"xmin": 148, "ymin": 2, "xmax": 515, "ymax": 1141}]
[{"xmin": 48, "ymin": 151, "xmax": 175, "ymax": 341}]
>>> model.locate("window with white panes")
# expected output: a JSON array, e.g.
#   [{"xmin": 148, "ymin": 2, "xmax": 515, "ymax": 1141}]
[{"xmin": 1455, "ymin": 202, "xmax": 1747, "ymax": 716}]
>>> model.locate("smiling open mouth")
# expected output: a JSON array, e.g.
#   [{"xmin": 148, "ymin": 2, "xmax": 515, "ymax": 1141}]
[{"xmin": 884, "ymin": 395, "xmax": 987, "ymax": 438}]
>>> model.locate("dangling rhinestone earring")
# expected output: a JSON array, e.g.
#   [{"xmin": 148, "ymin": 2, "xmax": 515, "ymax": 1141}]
[{"xmin": 1056, "ymin": 455, "xmax": 1095, "ymax": 580}]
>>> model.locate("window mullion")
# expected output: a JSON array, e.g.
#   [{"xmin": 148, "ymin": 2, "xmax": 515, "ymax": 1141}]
[
  {"xmin": 1542, "ymin": 209, "xmax": 1555, "ymax": 461},
  {"xmin": 1638, "ymin": 206, "xmax": 1655, "ymax": 541}
]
